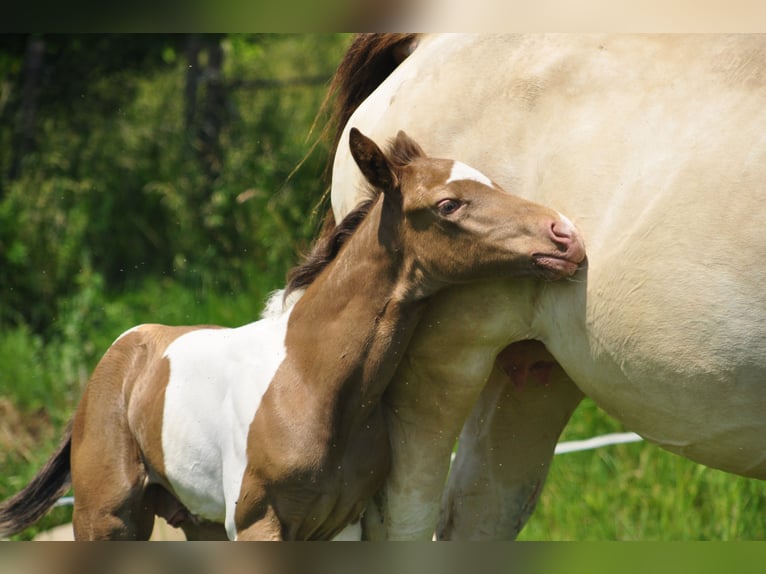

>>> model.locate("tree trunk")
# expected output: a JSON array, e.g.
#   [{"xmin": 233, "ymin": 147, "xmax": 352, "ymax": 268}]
[
  {"xmin": 184, "ymin": 34, "xmax": 226, "ymax": 189},
  {"xmin": 8, "ymin": 35, "xmax": 45, "ymax": 182},
  {"xmin": 183, "ymin": 34, "xmax": 202, "ymax": 136},
  {"xmin": 196, "ymin": 36, "xmax": 226, "ymax": 186}
]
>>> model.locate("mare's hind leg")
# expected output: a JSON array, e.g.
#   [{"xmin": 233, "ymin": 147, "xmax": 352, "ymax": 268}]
[
  {"xmin": 437, "ymin": 340, "xmax": 583, "ymax": 540},
  {"xmin": 70, "ymin": 394, "xmax": 154, "ymax": 540}
]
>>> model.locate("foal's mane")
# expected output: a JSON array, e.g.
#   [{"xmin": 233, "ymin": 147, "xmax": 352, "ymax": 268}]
[
  {"xmin": 287, "ymin": 34, "xmax": 422, "ymax": 301},
  {"xmin": 285, "ymin": 129, "xmax": 425, "ymax": 298},
  {"xmin": 285, "ymin": 199, "xmax": 375, "ymax": 297}
]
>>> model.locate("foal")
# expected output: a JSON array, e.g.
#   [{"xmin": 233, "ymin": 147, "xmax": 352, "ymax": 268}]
[{"xmin": 0, "ymin": 129, "xmax": 585, "ymax": 540}]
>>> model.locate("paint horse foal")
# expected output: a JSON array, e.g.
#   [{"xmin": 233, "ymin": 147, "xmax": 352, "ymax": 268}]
[{"xmin": 0, "ymin": 129, "xmax": 585, "ymax": 540}]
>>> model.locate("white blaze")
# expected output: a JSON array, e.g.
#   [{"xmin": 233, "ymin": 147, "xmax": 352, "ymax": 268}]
[{"xmin": 446, "ymin": 161, "xmax": 493, "ymax": 187}]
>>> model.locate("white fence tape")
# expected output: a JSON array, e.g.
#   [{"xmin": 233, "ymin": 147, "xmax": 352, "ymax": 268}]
[
  {"xmin": 53, "ymin": 495, "xmax": 75, "ymax": 508},
  {"xmin": 51, "ymin": 432, "xmax": 644, "ymax": 509},
  {"xmin": 554, "ymin": 431, "xmax": 643, "ymax": 454}
]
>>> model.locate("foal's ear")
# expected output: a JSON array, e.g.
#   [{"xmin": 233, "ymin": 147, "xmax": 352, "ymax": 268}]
[
  {"xmin": 390, "ymin": 130, "xmax": 426, "ymax": 167},
  {"xmin": 349, "ymin": 127, "xmax": 397, "ymax": 191}
]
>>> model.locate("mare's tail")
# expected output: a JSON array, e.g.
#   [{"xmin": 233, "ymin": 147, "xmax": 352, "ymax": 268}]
[
  {"xmin": 323, "ymin": 33, "xmax": 420, "ymax": 164},
  {"xmin": 0, "ymin": 422, "xmax": 72, "ymax": 538}
]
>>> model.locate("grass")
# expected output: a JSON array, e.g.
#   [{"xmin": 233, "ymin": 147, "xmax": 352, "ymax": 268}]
[
  {"xmin": 1, "ymin": 278, "xmax": 764, "ymax": 541},
  {"xmin": 0, "ymin": 271, "xmax": 275, "ymax": 541},
  {"xmin": 517, "ymin": 399, "xmax": 766, "ymax": 540}
]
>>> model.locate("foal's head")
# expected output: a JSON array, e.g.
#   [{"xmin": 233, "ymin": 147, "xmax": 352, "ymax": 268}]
[{"xmin": 348, "ymin": 128, "xmax": 586, "ymax": 291}]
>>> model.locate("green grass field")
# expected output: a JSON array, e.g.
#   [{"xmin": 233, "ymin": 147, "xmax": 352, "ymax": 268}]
[
  {"xmin": 0, "ymin": 275, "xmax": 277, "ymax": 540},
  {"xmin": 1, "ymin": 281, "xmax": 764, "ymax": 541},
  {"xmin": 518, "ymin": 399, "xmax": 766, "ymax": 540}
]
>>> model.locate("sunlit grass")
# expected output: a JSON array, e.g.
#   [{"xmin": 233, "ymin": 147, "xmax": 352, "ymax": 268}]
[
  {"xmin": 517, "ymin": 399, "xmax": 766, "ymax": 540},
  {"xmin": 2, "ymin": 286, "xmax": 764, "ymax": 541},
  {"xmin": 0, "ymin": 273, "xmax": 273, "ymax": 540}
]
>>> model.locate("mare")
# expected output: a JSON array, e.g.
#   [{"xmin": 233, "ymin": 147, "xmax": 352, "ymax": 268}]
[
  {"xmin": 0, "ymin": 128, "xmax": 585, "ymax": 540},
  {"xmin": 324, "ymin": 33, "xmax": 766, "ymax": 540}
]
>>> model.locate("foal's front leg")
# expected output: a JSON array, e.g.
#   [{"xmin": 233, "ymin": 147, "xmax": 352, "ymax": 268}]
[
  {"xmin": 436, "ymin": 340, "xmax": 583, "ymax": 540},
  {"xmin": 233, "ymin": 473, "xmax": 284, "ymax": 541},
  {"xmin": 235, "ymin": 506, "xmax": 284, "ymax": 541}
]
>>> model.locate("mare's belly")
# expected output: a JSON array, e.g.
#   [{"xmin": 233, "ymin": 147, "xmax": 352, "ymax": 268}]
[{"xmin": 549, "ymin": 245, "xmax": 766, "ymax": 478}]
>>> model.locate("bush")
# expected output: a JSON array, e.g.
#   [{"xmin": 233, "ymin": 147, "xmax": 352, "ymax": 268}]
[{"xmin": 0, "ymin": 34, "xmax": 350, "ymax": 335}]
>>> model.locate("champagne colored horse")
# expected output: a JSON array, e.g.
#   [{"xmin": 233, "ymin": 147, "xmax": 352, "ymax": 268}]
[
  {"xmin": 325, "ymin": 34, "xmax": 766, "ymax": 540},
  {"xmin": 0, "ymin": 129, "xmax": 584, "ymax": 540}
]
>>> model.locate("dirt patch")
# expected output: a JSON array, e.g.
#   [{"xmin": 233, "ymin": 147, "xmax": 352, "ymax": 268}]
[{"xmin": 34, "ymin": 518, "xmax": 187, "ymax": 541}]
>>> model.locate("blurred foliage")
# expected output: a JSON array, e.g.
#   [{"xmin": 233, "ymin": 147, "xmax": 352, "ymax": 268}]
[
  {"xmin": 0, "ymin": 33, "xmax": 350, "ymax": 334},
  {"xmin": 0, "ymin": 35, "xmax": 351, "ymax": 539},
  {"xmin": 2, "ymin": 35, "xmax": 764, "ymax": 542}
]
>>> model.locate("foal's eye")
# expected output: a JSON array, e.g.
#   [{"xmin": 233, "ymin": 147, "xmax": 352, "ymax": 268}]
[{"xmin": 436, "ymin": 198, "xmax": 463, "ymax": 216}]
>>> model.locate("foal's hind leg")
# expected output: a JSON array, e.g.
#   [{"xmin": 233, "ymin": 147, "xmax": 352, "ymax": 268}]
[{"xmin": 70, "ymin": 396, "xmax": 155, "ymax": 540}]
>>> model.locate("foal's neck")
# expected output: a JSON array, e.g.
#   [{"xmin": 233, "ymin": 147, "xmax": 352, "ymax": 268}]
[{"xmin": 285, "ymin": 199, "xmax": 425, "ymax": 428}]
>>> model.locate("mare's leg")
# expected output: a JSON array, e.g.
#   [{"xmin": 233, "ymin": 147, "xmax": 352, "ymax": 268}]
[
  {"xmin": 363, "ymin": 281, "xmax": 527, "ymax": 540},
  {"xmin": 362, "ymin": 355, "xmax": 490, "ymax": 540},
  {"xmin": 436, "ymin": 340, "xmax": 582, "ymax": 540}
]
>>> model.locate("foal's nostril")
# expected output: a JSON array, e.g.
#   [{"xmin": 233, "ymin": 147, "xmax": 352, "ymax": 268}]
[
  {"xmin": 549, "ymin": 221, "xmax": 573, "ymax": 252},
  {"xmin": 550, "ymin": 220, "xmax": 573, "ymax": 240},
  {"xmin": 548, "ymin": 215, "xmax": 587, "ymax": 264}
]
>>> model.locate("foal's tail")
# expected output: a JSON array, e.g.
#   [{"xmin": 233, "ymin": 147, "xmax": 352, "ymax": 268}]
[{"xmin": 0, "ymin": 421, "xmax": 72, "ymax": 538}]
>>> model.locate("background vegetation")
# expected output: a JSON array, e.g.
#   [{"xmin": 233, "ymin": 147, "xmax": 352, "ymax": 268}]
[
  {"xmin": 1, "ymin": 34, "xmax": 763, "ymax": 541},
  {"xmin": 0, "ymin": 33, "xmax": 350, "ymax": 538}
]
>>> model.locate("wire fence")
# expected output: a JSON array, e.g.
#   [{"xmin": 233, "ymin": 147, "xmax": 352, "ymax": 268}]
[{"xmin": 52, "ymin": 432, "xmax": 644, "ymax": 509}]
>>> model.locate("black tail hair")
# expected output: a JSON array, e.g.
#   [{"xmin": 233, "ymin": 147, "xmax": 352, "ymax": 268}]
[{"xmin": 0, "ymin": 421, "xmax": 72, "ymax": 538}]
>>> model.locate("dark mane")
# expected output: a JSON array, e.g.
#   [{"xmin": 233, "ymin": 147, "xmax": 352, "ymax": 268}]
[
  {"xmin": 312, "ymin": 34, "xmax": 420, "ymax": 191},
  {"xmin": 297, "ymin": 34, "xmax": 419, "ymax": 249},
  {"xmin": 321, "ymin": 34, "xmax": 420, "ymax": 166},
  {"xmin": 286, "ymin": 130, "xmax": 425, "ymax": 300},
  {"xmin": 286, "ymin": 198, "xmax": 376, "ymax": 297},
  {"xmin": 286, "ymin": 35, "xmax": 421, "ymax": 300}
]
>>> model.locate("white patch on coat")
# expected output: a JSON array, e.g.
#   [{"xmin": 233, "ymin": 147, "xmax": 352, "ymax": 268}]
[
  {"xmin": 161, "ymin": 308, "xmax": 293, "ymax": 540},
  {"xmin": 261, "ymin": 288, "xmax": 305, "ymax": 319},
  {"xmin": 260, "ymin": 289, "xmax": 288, "ymax": 318},
  {"xmin": 446, "ymin": 161, "xmax": 493, "ymax": 187}
]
